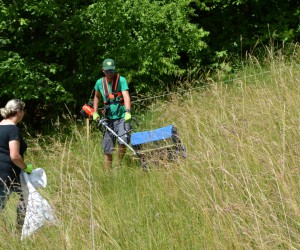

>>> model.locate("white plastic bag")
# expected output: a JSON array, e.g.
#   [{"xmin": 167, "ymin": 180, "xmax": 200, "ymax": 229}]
[
  {"xmin": 20, "ymin": 168, "xmax": 57, "ymax": 240},
  {"xmin": 25, "ymin": 168, "xmax": 47, "ymax": 189}
]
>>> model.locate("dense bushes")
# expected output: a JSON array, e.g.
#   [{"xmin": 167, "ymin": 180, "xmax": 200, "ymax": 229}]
[{"xmin": 1, "ymin": 0, "xmax": 299, "ymax": 131}]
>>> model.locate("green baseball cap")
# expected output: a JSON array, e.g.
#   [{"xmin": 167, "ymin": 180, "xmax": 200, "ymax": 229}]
[{"xmin": 102, "ymin": 58, "xmax": 116, "ymax": 70}]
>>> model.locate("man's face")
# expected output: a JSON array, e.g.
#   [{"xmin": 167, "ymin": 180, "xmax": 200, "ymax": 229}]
[{"xmin": 103, "ymin": 69, "xmax": 115, "ymax": 80}]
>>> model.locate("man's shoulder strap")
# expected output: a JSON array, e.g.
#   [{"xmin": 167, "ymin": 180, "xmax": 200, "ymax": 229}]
[
  {"xmin": 112, "ymin": 74, "xmax": 120, "ymax": 92},
  {"xmin": 101, "ymin": 74, "xmax": 122, "ymax": 104},
  {"xmin": 102, "ymin": 77, "xmax": 109, "ymax": 99},
  {"xmin": 102, "ymin": 74, "xmax": 120, "ymax": 95}
]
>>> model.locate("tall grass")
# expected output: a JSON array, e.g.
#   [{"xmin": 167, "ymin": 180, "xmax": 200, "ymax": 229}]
[{"xmin": 1, "ymin": 47, "xmax": 300, "ymax": 249}]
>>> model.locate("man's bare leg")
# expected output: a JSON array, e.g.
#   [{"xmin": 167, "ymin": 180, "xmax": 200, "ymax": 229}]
[
  {"xmin": 104, "ymin": 154, "xmax": 113, "ymax": 172},
  {"xmin": 117, "ymin": 144, "xmax": 127, "ymax": 165}
]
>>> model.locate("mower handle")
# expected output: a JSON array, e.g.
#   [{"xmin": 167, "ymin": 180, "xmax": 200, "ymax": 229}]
[{"xmin": 98, "ymin": 118, "xmax": 109, "ymax": 127}]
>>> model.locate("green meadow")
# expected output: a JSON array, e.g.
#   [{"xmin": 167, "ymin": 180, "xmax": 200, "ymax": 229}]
[{"xmin": 1, "ymin": 49, "xmax": 300, "ymax": 249}]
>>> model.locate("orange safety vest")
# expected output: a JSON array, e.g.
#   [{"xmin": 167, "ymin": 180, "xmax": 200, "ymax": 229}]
[{"xmin": 102, "ymin": 74, "xmax": 124, "ymax": 105}]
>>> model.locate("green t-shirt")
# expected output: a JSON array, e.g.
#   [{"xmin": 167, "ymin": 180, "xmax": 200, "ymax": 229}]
[{"xmin": 94, "ymin": 75, "xmax": 129, "ymax": 120}]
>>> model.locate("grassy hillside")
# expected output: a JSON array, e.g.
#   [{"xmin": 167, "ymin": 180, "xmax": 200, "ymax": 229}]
[{"xmin": 1, "ymin": 49, "xmax": 300, "ymax": 249}]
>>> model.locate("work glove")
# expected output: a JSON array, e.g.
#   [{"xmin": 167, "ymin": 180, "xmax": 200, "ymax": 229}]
[
  {"xmin": 124, "ymin": 112, "xmax": 132, "ymax": 122},
  {"xmin": 24, "ymin": 163, "xmax": 33, "ymax": 174},
  {"xmin": 93, "ymin": 112, "xmax": 100, "ymax": 121}
]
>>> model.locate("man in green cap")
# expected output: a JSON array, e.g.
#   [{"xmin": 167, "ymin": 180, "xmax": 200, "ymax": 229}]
[{"xmin": 93, "ymin": 58, "xmax": 132, "ymax": 171}]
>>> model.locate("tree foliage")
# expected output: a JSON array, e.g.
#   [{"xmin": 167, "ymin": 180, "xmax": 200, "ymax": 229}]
[
  {"xmin": 0, "ymin": 0, "xmax": 74, "ymax": 102},
  {"xmin": 78, "ymin": 0, "xmax": 208, "ymax": 94},
  {"xmin": 192, "ymin": 0, "xmax": 300, "ymax": 61},
  {"xmin": 1, "ymin": 0, "xmax": 300, "ymax": 132}
]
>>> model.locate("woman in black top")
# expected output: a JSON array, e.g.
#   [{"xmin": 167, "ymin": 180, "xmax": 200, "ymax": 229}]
[{"xmin": 0, "ymin": 99, "xmax": 33, "ymax": 228}]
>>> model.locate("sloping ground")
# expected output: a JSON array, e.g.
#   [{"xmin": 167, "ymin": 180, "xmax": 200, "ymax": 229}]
[{"xmin": 1, "ymin": 57, "xmax": 300, "ymax": 249}]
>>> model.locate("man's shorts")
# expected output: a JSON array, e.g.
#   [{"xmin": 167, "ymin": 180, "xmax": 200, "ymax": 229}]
[{"xmin": 102, "ymin": 118, "xmax": 131, "ymax": 154}]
